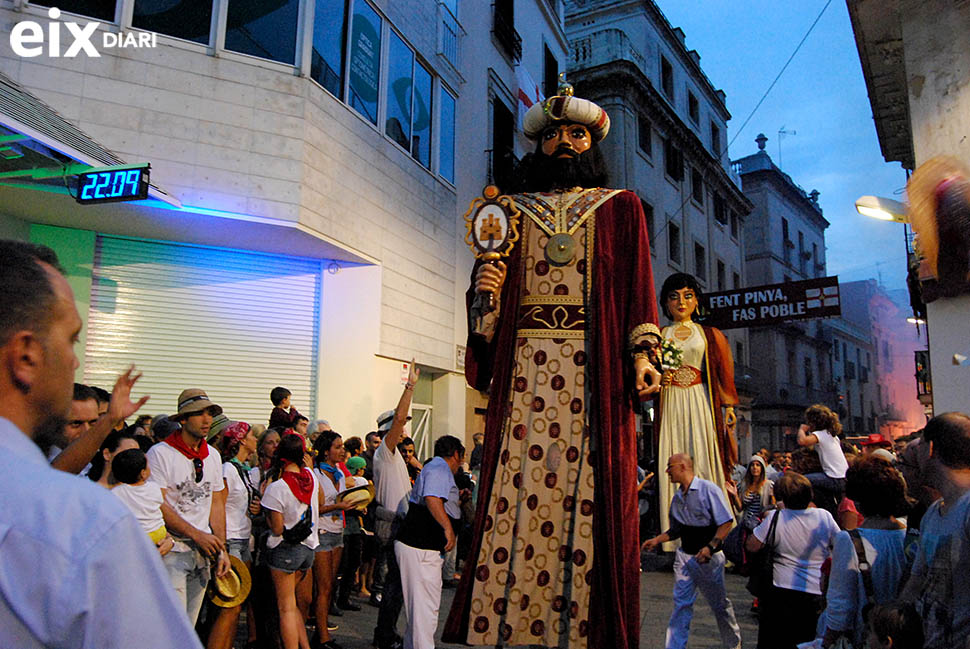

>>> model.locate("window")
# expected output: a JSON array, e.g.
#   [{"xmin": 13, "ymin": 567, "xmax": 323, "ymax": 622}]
[
  {"xmin": 716, "ymin": 259, "xmax": 725, "ymax": 291},
  {"xmin": 133, "ymin": 0, "xmax": 212, "ymax": 43},
  {"xmin": 385, "ymin": 33, "xmax": 414, "ymax": 149},
  {"xmin": 225, "ymin": 0, "xmax": 300, "ymax": 64},
  {"xmin": 348, "ymin": 2, "xmax": 382, "ymax": 124},
  {"xmin": 736, "ymin": 341, "xmax": 744, "ymax": 365},
  {"xmin": 34, "ymin": 0, "xmax": 114, "ymax": 20},
  {"xmin": 782, "ymin": 217, "xmax": 791, "ymax": 265},
  {"xmin": 543, "ymin": 44, "xmax": 559, "ymax": 99},
  {"xmin": 311, "ymin": 0, "xmax": 349, "ymax": 97},
  {"xmin": 493, "ymin": 0, "xmax": 521, "ymax": 62},
  {"xmin": 661, "ymin": 55, "xmax": 674, "ymax": 98},
  {"xmin": 688, "ymin": 91, "xmax": 699, "ymax": 124},
  {"xmin": 664, "ymin": 139, "xmax": 683, "ymax": 181},
  {"xmin": 834, "ymin": 341, "xmax": 840, "ymax": 361},
  {"xmin": 804, "ymin": 356, "xmax": 814, "ymax": 389},
  {"xmin": 713, "ymin": 192, "xmax": 726, "ymax": 224},
  {"xmin": 640, "ymin": 200, "xmax": 655, "ymax": 243},
  {"xmin": 439, "ymin": 90, "xmax": 456, "ymax": 184},
  {"xmin": 710, "ymin": 121, "xmax": 721, "ymax": 156},
  {"xmin": 733, "ymin": 271, "xmax": 740, "ymax": 289},
  {"xmin": 730, "ymin": 211, "xmax": 740, "ymax": 239},
  {"xmin": 638, "ymin": 114, "xmax": 652, "ymax": 156},
  {"xmin": 812, "ymin": 243, "xmax": 819, "ymax": 276},
  {"xmin": 668, "ymin": 221, "xmax": 681, "ymax": 264},
  {"xmin": 694, "ymin": 242, "xmax": 706, "ymax": 280},
  {"xmin": 798, "ymin": 231, "xmax": 806, "ymax": 274},
  {"xmin": 491, "ymin": 99, "xmax": 515, "ymax": 187},
  {"xmin": 691, "ymin": 168, "xmax": 704, "ymax": 205}
]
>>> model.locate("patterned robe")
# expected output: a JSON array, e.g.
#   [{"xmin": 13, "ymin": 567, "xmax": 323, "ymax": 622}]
[{"xmin": 444, "ymin": 188, "xmax": 657, "ymax": 649}]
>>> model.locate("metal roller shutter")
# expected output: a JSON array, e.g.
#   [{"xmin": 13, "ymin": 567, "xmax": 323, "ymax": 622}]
[{"xmin": 83, "ymin": 235, "xmax": 321, "ymax": 425}]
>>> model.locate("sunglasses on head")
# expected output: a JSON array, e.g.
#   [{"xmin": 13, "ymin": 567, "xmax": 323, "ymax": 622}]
[{"xmin": 193, "ymin": 458, "xmax": 204, "ymax": 483}]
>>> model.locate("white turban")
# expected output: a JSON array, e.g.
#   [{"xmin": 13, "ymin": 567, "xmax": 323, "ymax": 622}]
[{"xmin": 523, "ymin": 93, "xmax": 610, "ymax": 142}]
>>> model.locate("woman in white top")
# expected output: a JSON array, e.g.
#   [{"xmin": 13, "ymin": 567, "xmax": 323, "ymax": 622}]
[
  {"xmin": 310, "ymin": 431, "xmax": 354, "ymax": 649},
  {"xmin": 208, "ymin": 421, "xmax": 261, "ymax": 649},
  {"xmin": 747, "ymin": 471, "xmax": 840, "ymax": 649},
  {"xmin": 261, "ymin": 434, "xmax": 322, "ymax": 649},
  {"xmin": 796, "ymin": 404, "xmax": 850, "ymax": 517}
]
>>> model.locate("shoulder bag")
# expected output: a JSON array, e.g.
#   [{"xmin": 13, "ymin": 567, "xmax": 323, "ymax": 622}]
[{"xmin": 746, "ymin": 509, "xmax": 779, "ymax": 597}]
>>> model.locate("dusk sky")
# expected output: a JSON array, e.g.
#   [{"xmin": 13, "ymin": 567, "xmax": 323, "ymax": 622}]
[{"xmin": 653, "ymin": 0, "xmax": 910, "ymax": 291}]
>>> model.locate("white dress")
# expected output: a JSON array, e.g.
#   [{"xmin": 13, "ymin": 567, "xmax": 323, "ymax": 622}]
[{"xmin": 658, "ymin": 321, "xmax": 726, "ymax": 542}]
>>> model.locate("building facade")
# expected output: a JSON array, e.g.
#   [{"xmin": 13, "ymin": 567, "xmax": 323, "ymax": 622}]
[
  {"xmin": 562, "ymin": 0, "xmax": 754, "ymax": 459},
  {"xmin": 848, "ymin": 0, "xmax": 970, "ymax": 415},
  {"xmin": 733, "ymin": 134, "xmax": 838, "ymax": 452},
  {"xmin": 0, "ymin": 0, "xmax": 568, "ymax": 450}
]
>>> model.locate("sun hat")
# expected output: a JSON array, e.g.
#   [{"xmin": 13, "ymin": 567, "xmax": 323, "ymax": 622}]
[
  {"xmin": 209, "ymin": 554, "xmax": 251, "ymax": 608},
  {"xmin": 172, "ymin": 388, "xmax": 222, "ymax": 421},
  {"xmin": 337, "ymin": 483, "xmax": 375, "ymax": 510}
]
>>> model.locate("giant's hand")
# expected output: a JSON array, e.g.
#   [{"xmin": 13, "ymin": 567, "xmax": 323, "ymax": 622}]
[
  {"xmin": 474, "ymin": 261, "xmax": 507, "ymax": 298},
  {"xmin": 725, "ymin": 406, "xmax": 737, "ymax": 430},
  {"xmin": 634, "ymin": 357, "xmax": 662, "ymax": 399}
]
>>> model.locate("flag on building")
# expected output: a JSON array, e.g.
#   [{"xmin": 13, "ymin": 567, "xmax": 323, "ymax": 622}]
[{"xmin": 516, "ymin": 64, "xmax": 543, "ymax": 131}]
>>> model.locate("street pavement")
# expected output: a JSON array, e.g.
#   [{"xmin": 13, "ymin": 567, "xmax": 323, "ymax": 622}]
[{"xmin": 239, "ymin": 560, "xmax": 761, "ymax": 648}]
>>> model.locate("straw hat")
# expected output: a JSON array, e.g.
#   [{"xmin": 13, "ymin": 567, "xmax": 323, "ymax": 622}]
[
  {"xmin": 337, "ymin": 483, "xmax": 375, "ymax": 511},
  {"xmin": 172, "ymin": 388, "xmax": 223, "ymax": 421},
  {"xmin": 209, "ymin": 554, "xmax": 251, "ymax": 608}
]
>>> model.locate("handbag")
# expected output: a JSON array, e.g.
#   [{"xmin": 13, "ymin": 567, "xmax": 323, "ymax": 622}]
[
  {"xmin": 723, "ymin": 524, "xmax": 744, "ymax": 566},
  {"xmin": 745, "ymin": 509, "xmax": 779, "ymax": 597},
  {"xmin": 281, "ymin": 504, "xmax": 314, "ymax": 544}
]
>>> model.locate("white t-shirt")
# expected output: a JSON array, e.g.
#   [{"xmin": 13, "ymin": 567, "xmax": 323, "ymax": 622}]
[
  {"xmin": 753, "ymin": 507, "xmax": 839, "ymax": 595},
  {"xmin": 261, "ymin": 470, "xmax": 320, "ymax": 550},
  {"xmin": 146, "ymin": 442, "xmax": 224, "ymax": 540},
  {"xmin": 111, "ymin": 481, "xmax": 165, "ymax": 535},
  {"xmin": 813, "ymin": 429, "xmax": 849, "ymax": 479},
  {"xmin": 315, "ymin": 467, "xmax": 346, "ymax": 534},
  {"xmin": 223, "ymin": 461, "xmax": 259, "ymax": 540},
  {"xmin": 374, "ymin": 439, "xmax": 411, "ymax": 517}
]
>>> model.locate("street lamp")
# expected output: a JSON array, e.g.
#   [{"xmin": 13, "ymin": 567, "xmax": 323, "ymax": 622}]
[{"xmin": 855, "ymin": 195, "xmax": 908, "ymax": 222}]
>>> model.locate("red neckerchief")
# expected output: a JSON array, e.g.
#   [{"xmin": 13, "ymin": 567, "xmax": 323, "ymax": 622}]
[
  {"xmin": 164, "ymin": 432, "xmax": 209, "ymax": 460},
  {"xmin": 281, "ymin": 465, "xmax": 314, "ymax": 505}
]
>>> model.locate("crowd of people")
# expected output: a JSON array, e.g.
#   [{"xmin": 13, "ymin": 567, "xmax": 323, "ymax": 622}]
[{"xmin": 641, "ymin": 403, "xmax": 970, "ymax": 649}]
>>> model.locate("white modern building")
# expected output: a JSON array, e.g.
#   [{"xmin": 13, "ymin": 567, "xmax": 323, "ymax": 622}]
[{"xmin": 0, "ymin": 0, "xmax": 568, "ymax": 452}]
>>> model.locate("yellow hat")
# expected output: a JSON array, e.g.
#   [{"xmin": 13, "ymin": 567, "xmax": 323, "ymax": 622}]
[{"xmin": 209, "ymin": 554, "xmax": 251, "ymax": 608}]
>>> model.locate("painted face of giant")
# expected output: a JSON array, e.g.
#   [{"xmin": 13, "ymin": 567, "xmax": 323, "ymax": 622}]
[
  {"xmin": 666, "ymin": 287, "xmax": 698, "ymax": 323},
  {"xmin": 540, "ymin": 123, "xmax": 592, "ymax": 158}
]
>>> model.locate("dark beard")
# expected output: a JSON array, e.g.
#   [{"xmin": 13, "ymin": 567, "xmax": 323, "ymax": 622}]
[
  {"xmin": 506, "ymin": 145, "xmax": 610, "ymax": 193},
  {"xmin": 33, "ymin": 415, "xmax": 68, "ymax": 458}
]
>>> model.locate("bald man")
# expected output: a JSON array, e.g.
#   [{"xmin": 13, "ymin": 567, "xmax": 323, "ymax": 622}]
[{"xmin": 643, "ymin": 454, "xmax": 741, "ymax": 649}]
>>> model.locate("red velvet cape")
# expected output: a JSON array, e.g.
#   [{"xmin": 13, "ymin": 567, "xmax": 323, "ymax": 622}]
[{"xmin": 443, "ymin": 190, "xmax": 657, "ymax": 649}]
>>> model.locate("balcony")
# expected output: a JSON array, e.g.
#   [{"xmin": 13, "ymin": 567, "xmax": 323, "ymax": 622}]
[
  {"xmin": 570, "ymin": 28, "xmax": 645, "ymax": 75},
  {"xmin": 493, "ymin": 8, "xmax": 522, "ymax": 63},
  {"xmin": 437, "ymin": 1, "xmax": 464, "ymax": 74},
  {"xmin": 844, "ymin": 361, "xmax": 857, "ymax": 380}
]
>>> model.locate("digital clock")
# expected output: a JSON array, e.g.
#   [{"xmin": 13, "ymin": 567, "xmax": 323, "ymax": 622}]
[{"xmin": 75, "ymin": 164, "xmax": 150, "ymax": 204}]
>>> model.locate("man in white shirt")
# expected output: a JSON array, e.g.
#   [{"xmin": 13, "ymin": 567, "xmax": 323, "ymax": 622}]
[
  {"xmin": 372, "ymin": 362, "xmax": 419, "ymax": 649},
  {"xmin": 0, "ymin": 240, "xmax": 202, "ymax": 649},
  {"xmin": 147, "ymin": 388, "xmax": 230, "ymax": 625}
]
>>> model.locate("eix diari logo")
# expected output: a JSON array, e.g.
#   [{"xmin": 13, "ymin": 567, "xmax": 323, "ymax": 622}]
[{"xmin": 9, "ymin": 7, "xmax": 156, "ymax": 58}]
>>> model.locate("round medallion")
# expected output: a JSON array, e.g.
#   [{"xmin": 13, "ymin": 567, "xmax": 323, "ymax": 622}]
[{"xmin": 545, "ymin": 233, "xmax": 576, "ymax": 266}]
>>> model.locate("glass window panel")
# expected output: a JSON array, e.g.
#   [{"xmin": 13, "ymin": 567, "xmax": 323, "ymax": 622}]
[
  {"xmin": 439, "ymin": 89, "xmax": 456, "ymax": 184},
  {"xmin": 412, "ymin": 63, "xmax": 432, "ymax": 168},
  {"xmin": 385, "ymin": 31, "xmax": 413, "ymax": 150},
  {"xmin": 348, "ymin": 2, "xmax": 382, "ymax": 125},
  {"xmin": 132, "ymin": 0, "xmax": 212, "ymax": 45},
  {"xmin": 311, "ymin": 0, "xmax": 348, "ymax": 97},
  {"xmin": 225, "ymin": 0, "xmax": 300, "ymax": 65},
  {"xmin": 33, "ymin": 0, "xmax": 115, "ymax": 21}
]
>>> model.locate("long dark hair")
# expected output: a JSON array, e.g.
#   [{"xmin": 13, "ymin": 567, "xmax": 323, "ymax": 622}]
[
  {"xmin": 87, "ymin": 429, "xmax": 137, "ymax": 481},
  {"xmin": 313, "ymin": 430, "xmax": 342, "ymax": 466},
  {"xmin": 268, "ymin": 433, "xmax": 308, "ymax": 482},
  {"xmin": 660, "ymin": 272, "xmax": 706, "ymax": 321}
]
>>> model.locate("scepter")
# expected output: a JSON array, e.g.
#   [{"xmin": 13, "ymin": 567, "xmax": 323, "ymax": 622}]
[{"xmin": 464, "ymin": 185, "xmax": 521, "ymax": 333}]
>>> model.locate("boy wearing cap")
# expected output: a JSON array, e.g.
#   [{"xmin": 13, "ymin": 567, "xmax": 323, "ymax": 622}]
[{"xmin": 146, "ymin": 388, "xmax": 230, "ymax": 624}]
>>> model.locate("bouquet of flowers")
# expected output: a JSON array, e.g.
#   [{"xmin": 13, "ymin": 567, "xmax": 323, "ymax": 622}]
[{"xmin": 660, "ymin": 339, "xmax": 684, "ymax": 372}]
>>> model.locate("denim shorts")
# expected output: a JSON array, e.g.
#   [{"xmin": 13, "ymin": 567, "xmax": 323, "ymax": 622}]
[
  {"xmin": 315, "ymin": 531, "xmax": 344, "ymax": 552},
  {"xmin": 266, "ymin": 541, "xmax": 314, "ymax": 573},
  {"xmin": 227, "ymin": 537, "xmax": 252, "ymax": 564}
]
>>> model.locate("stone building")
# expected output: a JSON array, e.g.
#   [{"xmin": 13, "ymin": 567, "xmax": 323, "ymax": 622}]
[{"xmin": 732, "ymin": 134, "xmax": 838, "ymax": 452}]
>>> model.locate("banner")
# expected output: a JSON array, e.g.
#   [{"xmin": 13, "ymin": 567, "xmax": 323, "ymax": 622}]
[
  {"xmin": 515, "ymin": 64, "xmax": 542, "ymax": 131},
  {"xmin": 702, "ymin": 276, "xmax": 841, "ymax": 330}
]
